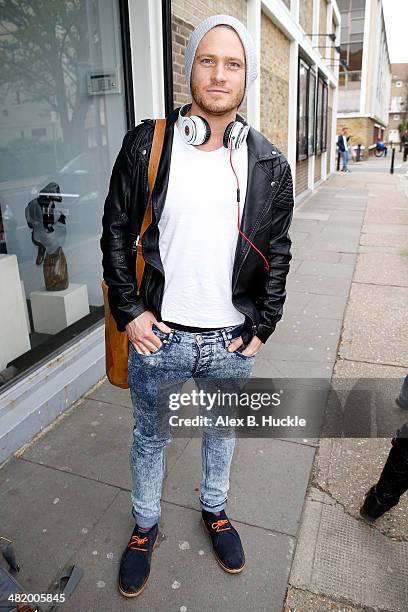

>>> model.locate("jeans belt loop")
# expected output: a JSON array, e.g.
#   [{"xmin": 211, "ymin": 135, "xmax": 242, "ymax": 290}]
[{"xmin": 220, "ymin": 328, "xmax": 230, "ymax": 349}]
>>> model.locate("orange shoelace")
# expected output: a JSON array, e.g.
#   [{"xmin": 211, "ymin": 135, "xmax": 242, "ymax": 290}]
[
  {"xmin": 211, "ymin": 519, "xmax": 231, "ymax": 532},
  {"xmin": 128, "ymin": 534, "xmax": 148, "ymax": 551}
]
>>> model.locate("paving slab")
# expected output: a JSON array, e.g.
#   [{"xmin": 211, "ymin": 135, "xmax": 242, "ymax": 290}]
[
  {"xmin": 20, "ymin": 397, "xmax": 190, "ymax": 486},
  {"xmin": 0, "ymin": 458, "xmax": 118, "ymax": 593},
  {"xmin": 291, "ymin": 247, "xmax": 342, "ymax": 263},
  {"xmin": 257, "ymin": 340, "xmax": 336, "ymax": 364},
  {"xmin": 63, "ymin": 492, "xmax": 295, "ymax": 612},
  {"xmin": 301, "ymin": 237, "xmax": 360, "ymax": 253},
  {"xmin": 339, "ymin": 253, "xmax": 358, "ymax": 265},
  {"xmin": 290, "ymin": 230, "xmax": 310, "ymax": 243},
  {"xmin": 359, "ymin": 244, "xmax": 408, "ymax": 255},
  {"xmin": 296, "ymin": 292, "xmax": 349, "ymax": 318},
  {"xmin": 353, "ymin": 252, "xmax": 408, "ymax": 287},
  {"xmin": 285, "ymin": 586, "xmax": 366, "ymax": 612},
  {"xmin": 339, "ymin": 284, "xmax": 408, "ymax": 367},
  {"xmin": 286, "ymin": 274, "xmax": 352, "ymax": 296},
  {"xmin": 296, "ymin": 261, "xmax": 355, "ymax": 279},
  {"xmin": 291, "ymin": 218, "xmax": 322, "ymax": 232},
  {"xmin": 86, "ymin": 378, "xmax": 132, "ymax": 409},
  {"xmin": 332, "ymin": 359, "xmax": 407, "ymax": 380},
  {"xmin": 363, "ymin": 209, "xmax": 408, "ymax": 226},
  {"xmin": 162, "ymin": 437, "xmax": 316, "ymax": 536},
  {"xmin": 278, "ymin": 291, "xmax": 316, "ymax": 316},
  {"xmin": 256, "ymin": 339, "xmax": 336, "ymax": 365},
  {"xmin": 280, "ymin": 291, "xmax": 349, "ymax": 320},
  {"xmin": 314, "ymin": 438, "xmax": 408, "ymax": 541},
  {"xmin": 361, "ymin": 223, "xmax": 407, "ymax": 235},
  {"xmin": 252, "ymin": 358, "xmax": 333, "ymax": 379},
  {"xmin": 293, "ymin": 212, "xmax": 330, "ymax": 221},
  {"xmin": 268, "ymin": 313, "xmax": 343, "ymax": 354},
  {"xmin": 289, "ymin": 488, "xmax": 408, "ymax": 612}
]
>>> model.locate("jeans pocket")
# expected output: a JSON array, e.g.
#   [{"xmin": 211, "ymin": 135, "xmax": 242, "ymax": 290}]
[
  {"xmin": 233, "ymin": 348, "xmax": 256, "ymax": 360},
  {"xmin": 130, "ymin": 326, "xmax": 169, "ymax": 356}
]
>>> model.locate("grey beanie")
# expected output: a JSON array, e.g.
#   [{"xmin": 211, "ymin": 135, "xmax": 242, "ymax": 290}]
[{"xmin": 184, "ymin": 14, "xmax": 258, "ymax": 110}]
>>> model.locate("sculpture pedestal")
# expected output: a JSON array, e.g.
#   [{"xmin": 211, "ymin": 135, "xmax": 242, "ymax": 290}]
[
  {"xmin": 0, "ymin": 255, "xmax": 31, "ymax": 370},
  {"xmin": 30, "ymin": 283, "xmax": 90, "ymax": 334},
  {"xmin": 20, "ymin": 281, "xmax": 32, "ymax": 333}
]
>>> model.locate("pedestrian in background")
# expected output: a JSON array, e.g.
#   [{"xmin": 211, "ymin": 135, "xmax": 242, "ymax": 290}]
[
  {"xmin": 403, "ymin": 130, "xmax": 408, "ymax": 162},
  {"xmin": 399, "ymin": 129, "xmax": 408, "ymax": 153},
  {"xmin": 360, "ymin": 375, "xmax": 408, "ymax": 522},
  {"xmin": 337, "ymin": 127, "xmax": 351, "ymax": 172}
]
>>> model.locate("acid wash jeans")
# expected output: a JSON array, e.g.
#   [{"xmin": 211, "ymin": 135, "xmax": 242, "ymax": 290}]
[{"xmin": 127, "ymin": 322, "xmax": 255, "ymax": 529}]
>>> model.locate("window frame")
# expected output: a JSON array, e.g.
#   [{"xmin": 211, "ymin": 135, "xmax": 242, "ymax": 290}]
[
  {"xmin": 315, "ymin": 74, "xmax": 329, "ymax": 154},
  {"xmin": 296, "ymin": 56, "xmax": 309, "ymax": 161},
  {"xmin": 308, "ymin": 69, "xmax": 317, "ymax": 156}
]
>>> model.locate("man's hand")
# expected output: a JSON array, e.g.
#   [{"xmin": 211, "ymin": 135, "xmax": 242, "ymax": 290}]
[
  {"xmin": 227, "ymin": 335, "xmax": 262, "ymax": 357},
  {"xmin": 125, "ymin": 311, "xmax": 172, "ymax": 355}
]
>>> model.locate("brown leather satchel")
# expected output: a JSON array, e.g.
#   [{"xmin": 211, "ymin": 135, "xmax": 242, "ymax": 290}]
[{"xmin": 101, "ymin": 119, "xmax": 167, "ymax": 388}]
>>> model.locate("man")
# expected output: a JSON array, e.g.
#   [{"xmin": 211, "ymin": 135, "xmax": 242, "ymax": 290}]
[
  {"xmin": 399, "ymin": 129, "xmax": 408, "ymax": 153},
  {"xmin": 376, "ymin": 137, "xmax": 388, "ymax": 157},
  {"xmin": 337, "ymin": 126, "xmax": 351, "ymax": 172},
  {"xmin": 100, "ymin": 14, "xmax": 294, "ymax": 598},
  {"xmin": 403, "ymin": 129, "xmax": 408, "ymax": 162}
]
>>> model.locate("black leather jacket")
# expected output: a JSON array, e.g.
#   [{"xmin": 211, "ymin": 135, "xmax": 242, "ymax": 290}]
[{"xmin": 100, "ymin": 106, "xmax": 294, "ymax": 346}]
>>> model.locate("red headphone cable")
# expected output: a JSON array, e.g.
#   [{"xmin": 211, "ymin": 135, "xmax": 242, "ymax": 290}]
[{"xmin": 229, "ymin": 139, "xmax": 270, "ymax": 273}]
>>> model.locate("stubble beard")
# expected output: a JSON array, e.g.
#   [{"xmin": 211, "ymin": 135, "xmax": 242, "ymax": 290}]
[{"xmin": 190, "ymin": 81, "xmax": 245, "ymax": 116}]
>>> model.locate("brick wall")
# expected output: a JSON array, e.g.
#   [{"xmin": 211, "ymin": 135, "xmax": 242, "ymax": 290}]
[
  {"xmin": 172, "ymin": 14, "xmax": 194, "ymax": 108},
  {"xmin": 171, "ymin": 1, "xmax": 247, "ymax": 116},
  {"xmin": 295, "ymin": 158, "xmax": 309, "ymax": 196},
  {"xmin": 260, "ymin": 12, "xmax": 290, "ymax": 155},
  {"xmin": 299, "ymin": 0, "xmax": 313, "ymax": 35},
  {"xmin": 336, "ymin": 117, "xmax": 378, "ymax": 158},
  {"xmin": 172, "ymin": 0, "xmax": 246, "ymax": 28}
]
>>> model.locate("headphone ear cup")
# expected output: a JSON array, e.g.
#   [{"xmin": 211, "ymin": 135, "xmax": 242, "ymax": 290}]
[
  {"xmin": 223, "ymin": 122, "xmax": 235, "ymax": 149},
  {"xmin": 180, "ymin": 114, "xmax": 211, "ymax": 145},
  {"xmin": 198, "ymin": 116, "xmax": 211, "ymax": 145},
  {"xmin": 223, "ymin": 121, "xmax": 249, "ymax": 150}
]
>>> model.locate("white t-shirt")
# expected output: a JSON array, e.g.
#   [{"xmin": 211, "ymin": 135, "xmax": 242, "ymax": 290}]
[{"xmin": 157, "ymin": 119, "xmax": 248, "ymax": 327}]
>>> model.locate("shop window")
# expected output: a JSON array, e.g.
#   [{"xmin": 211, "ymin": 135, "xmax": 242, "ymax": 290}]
[
  {"xmin": 296, "ymin": 58, "xmax": 309, "ymax": 160},
  {"xmin": 316, "ymin": 76, "xmax": 328, "ymax": 155},
  {"xmin": 308, "ymin": 70, "xmax": 316, "ymax": 156},
  {"xmin": 296, "ymin": 58, "xmax": 327, "ymax": 160},
  {"xmin": 0, "ymin": 0, "xmax": 132, "ymax": 390}
]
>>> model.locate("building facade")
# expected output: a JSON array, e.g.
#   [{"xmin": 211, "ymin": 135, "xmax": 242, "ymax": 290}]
[
  {"xmin": 336, "ymin": 0, "xmax": 391, "ymax": 156},
  {"xmin": 0, "ymin": 0, "xmax": 339, "ymax": 462},
  {"xmin": 386, "ymin": 64, "xmax": 408, "ymax": 145}
]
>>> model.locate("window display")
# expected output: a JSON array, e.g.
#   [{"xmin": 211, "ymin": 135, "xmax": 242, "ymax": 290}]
[
  {"xmin": 25, "ymin": 183, "xmax": 68, "ymax": 290},
  {"xmin": 0, "ymin": 0, "xmax": 129, "ymax": 389}
]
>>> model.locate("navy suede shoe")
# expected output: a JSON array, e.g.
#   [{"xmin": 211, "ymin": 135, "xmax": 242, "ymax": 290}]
[
  {"xmin": 118, "ymin": 522, "xmax": 159, "ymax": 598},
  {"xmin": 201, "ymin": 509, "xmax": 245, "ymax": 573}
]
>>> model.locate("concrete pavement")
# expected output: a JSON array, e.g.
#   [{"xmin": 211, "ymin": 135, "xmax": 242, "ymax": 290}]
[
  {"xmin": 286, "ymin": 151, "xmax": 408, "ymax": 612},
  {"xmin": 0, "ymin": 153, "xmax": 407, "ymax": 611}
]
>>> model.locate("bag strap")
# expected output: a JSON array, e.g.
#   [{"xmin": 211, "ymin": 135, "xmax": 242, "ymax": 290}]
[{"xmin": 135, "ymin": 118, "xmax": 167, "ymax": 296}]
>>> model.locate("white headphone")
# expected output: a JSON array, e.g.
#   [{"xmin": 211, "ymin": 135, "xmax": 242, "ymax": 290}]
[{"xmin": 178, "ymin": 103, "xmax": 249, "ymax": 150}]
